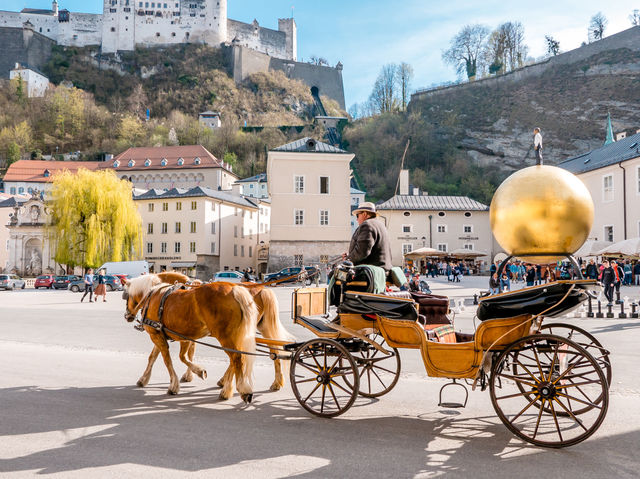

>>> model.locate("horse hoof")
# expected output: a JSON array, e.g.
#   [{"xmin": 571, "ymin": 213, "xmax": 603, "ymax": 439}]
[
  {"xmin": 219, "ymin": 392, "xmax": 231, "ymax": 401},
  {"xmin": 167, "ymin": 388, "xmax": 179, "ymax": 395},
  {"xmin": 136, "ymin": 380, "xmax": 145, "ymax": 388},
  {"xmin": 241, "ymin": 393, "xmax": 253, "ymax": 404},
  {"xmin": 180, "ymin": 375, "xmax": 193, "ymax": 383},
  {"xmin": 217, "ymin": 378, "xmax": 225, "ymax": 387},
  {"xmin": 199, "ymin": 370, "xmax": 207, "ymax": 380},
  {"xmin": 269, "ymin": 383, "xmax": 282, "ymax": 392}
]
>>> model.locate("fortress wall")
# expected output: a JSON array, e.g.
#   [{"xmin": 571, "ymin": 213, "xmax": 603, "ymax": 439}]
[
  {"xmin": 0, "ymin": 27, "xmax": 55, "ymax": 78},
  {"xmin": 0, "ymin": 11, "xmax": 23, "ymax": 29},
  {"xmin": 227, "ymin": 19, "xmax": 288, "ymax": 60},
  {"xmin": 230, "ymin": 45, "xmax": 345, "ymax": 109},
  {"xmin": 411, "ymin": 26, "xmax": 640, "ymax": 103},
  {"xmin": 58, "ymin": 13, "xmax": 102, "ymax": 46}
]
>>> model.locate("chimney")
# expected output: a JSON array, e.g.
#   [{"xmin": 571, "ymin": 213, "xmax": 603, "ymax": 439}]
[
  {"xmin": 412, "ymin": 187, "xmax": 419, "ymax": 196},
  {"xmin": 399, "ymin": 169, "xmax": 409, "ymax": 195}
]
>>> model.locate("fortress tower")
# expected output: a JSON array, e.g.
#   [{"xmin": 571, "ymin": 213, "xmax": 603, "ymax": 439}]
[{"xmin": 278, "ymin": 17, "xmax": 296, "ymax": 61}]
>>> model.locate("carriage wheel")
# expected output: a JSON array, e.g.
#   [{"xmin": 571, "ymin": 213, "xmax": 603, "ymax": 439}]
[
  {"xmin": 290, "ymin": 338, "xmax": 359, "ymax": 418},
  {"xmin": 539, "ymin": 323, "xmax": 611, "ymax": 387},
  {"xmin": 490, "ymin": 334, "xmax": 608, "ymax": 448},
  {"xmin": 342, "ymin": 333, "xmax": 401, "ymax": 398}
]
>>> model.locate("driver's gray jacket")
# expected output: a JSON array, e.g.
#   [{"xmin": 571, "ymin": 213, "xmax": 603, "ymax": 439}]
[{"xmin": 348, "ymin": 218, "xmax": 393, "ymax": 270}]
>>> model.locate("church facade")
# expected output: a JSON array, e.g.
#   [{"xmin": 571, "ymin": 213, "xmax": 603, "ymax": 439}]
[{"xmin": 0, "ymin": 1, "xmax": 296, "ymax": 59}]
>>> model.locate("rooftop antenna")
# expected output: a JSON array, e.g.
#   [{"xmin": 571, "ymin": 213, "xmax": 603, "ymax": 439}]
[
  {"xmin": 394, "ymin": 138, "xmax": 411, "ymax": 196},
  {"xmin": 291, "ymin": 5, "xmax": 294, "ymax": 18}
]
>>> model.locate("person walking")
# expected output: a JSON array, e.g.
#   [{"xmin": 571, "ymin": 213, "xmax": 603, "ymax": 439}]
[
  {"xmin": 623, "ymin": 261, "xmax": 632, "ymax": 286},
  {"xmin": 611, "ymin": 260, "xmax": 623, "ymax": 302},
  {"xmin": 586, "ymin": 259, "xmax": 598, "ymax": 280},
  {"xmin": 94, "ymin": 268, "xmax": 107, "ymax": 303},
  {"xmin": 81, "ymin": 268, "xmax": 95, "ymax": 303},
  {"xmin": 601, "ymin": 260, "xmax": 614, "ymax": 304},
  {"xmin": 634, "ymin": 261, "xmax": 640, "ymax": 286},
  {"xmin": 525, "ymin": 264, "xmax": 536, "ymax": 286},
  {"xmin": 533, "ymin": 127, "xmax": 543, "ymax": 164}
]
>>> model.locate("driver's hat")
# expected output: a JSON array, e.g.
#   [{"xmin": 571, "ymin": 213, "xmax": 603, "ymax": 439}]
[{"xmin": 352, "ymin": 202, "xmax": 378, "ymax": 217}]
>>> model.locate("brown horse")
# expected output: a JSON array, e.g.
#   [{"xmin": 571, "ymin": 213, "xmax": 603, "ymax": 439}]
[
  {"xmin": 125, "ymin": 272, "xmax": 293, "ymax": 392},
  {"xmin": 123, "ymin": 273, "xmax": 258, "ymax": 402}
]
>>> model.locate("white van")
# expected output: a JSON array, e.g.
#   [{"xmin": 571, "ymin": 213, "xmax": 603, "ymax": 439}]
[{"xmin": 97, "ymin": 261, "xmax": 149, "ymax": 278}]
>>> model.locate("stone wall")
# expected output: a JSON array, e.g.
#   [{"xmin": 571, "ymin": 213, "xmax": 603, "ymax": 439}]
[
  {"xmin": 0, "ymin": 27, "xmax": 55, "ymax": 78},
  {"xmin": 411, "ymin": 26, "xmax": 640, "ymax": 103},
  {"xmin": 267, "ymin": 240, "xmax": 349, "ymax": 273},
  {"xmin": 227, "ymin": 19, "xmax": 288, "ymax": 60},
  {"xmin": 230, "ymin": 44, "xmax": 345, "ymax": 109}
]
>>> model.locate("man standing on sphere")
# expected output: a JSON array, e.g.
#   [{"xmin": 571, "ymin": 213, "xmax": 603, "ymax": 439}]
[
  {"xmin": 533, "ymin": 127, "xmax": 543, "ymax": 164},
  {"xmin": 343, "ymin": 202, "xmax": 392, "ymax": 270}
]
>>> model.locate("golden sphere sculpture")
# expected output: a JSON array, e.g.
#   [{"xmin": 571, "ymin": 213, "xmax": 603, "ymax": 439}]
[{"xmin": 490, "ymin": 165, "xmax": 594, "ymax": 264}]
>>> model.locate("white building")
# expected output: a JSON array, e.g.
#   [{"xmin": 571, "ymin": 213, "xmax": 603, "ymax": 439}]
[
  {"xmin": 199, "ymin": 111, "xmax": 221, "ymax": 129},
  {"xmin": 9, "ymin": 64, "xmax": 50, "ymax": 97},
  {"xmin": 234, "ymin": 173, "xmax": 268, "ymax": 200},
  {"xmin": 350, "ymin": 186, "xmax": 365, "ymax": 232},
  {"xmin": 3, "ymin": 160, "xmax": 102, "ymax": 195},
  {"xmin": 0, "ymin": 1, "xmax": 297, "ymax": 58},
  {"xmin": 559, "ymin": 130, "xmax": 640, "ymax": 243},
  {"xmin": 134, "ymin": 186, "xmax": 270, "ymax": 278},
  {"xmin": 266, "ymin": 137, "xmax": 354, "ymax": 271}
]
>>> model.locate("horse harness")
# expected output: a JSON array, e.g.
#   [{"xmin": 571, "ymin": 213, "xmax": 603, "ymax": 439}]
[{"xmin": 132, "ymin": 282, "xmax": 286, "ymax": 359}]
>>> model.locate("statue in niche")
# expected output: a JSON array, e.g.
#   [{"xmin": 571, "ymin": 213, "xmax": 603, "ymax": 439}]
[
  {"xmin": 30, "ymin": 205, "xmax": 41, "ymax": 223},
  {"xmin": 28, "ymin": 249, "xmax": 42, "ymax": 276}
]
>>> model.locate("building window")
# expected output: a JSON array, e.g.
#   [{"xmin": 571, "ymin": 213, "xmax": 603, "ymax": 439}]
[
  {"xmin": 162, "ymin": 202, "xmax": 168, "ymax": 211},
  {"xmin": 294, "ymin": 254, "xmax": 303, "ymax": 266},
  {"xmin": 249, "ymin": 246, "xmax": 252, "ymax": 257},
  {"xmin": 190, "ymin": 221, "xmax": 196, "ymax": 233},
  {"xmin": 234, "ymin": 225, "xmax": 238, "ymax": 237},
  {"xmin": 210, "ymin": 242, "xmax": 215, "ymax": 254},
  {"xmin": 148, "ymin": 203, "xmax": 154, "ymax": 212},
  {"xmin": 175, "ymin": 222, "xmax": 181, "ymax": 233},
  {"xmin": 161, "ymin": 242, "xmax": 167, "ymax": 253},
  {"xmin": 147, "ymin": 242, "xmax": 153, "ymax": 253},
  {"xmin": 402, "ymin": 225, "xmax": 412, "ymax": 233},
  {"xmin": 176, "ymin": 201, "xmax": 182, "ymax": 211},
  {"xmin": 437, "ymin": 243, "xmax": 448, "ymax": 252},
  {"xmin": 403, "ymin": 211, "xmax": 411, "ymax": 217},
  {"xmin": 294, "ymin": 209, "xmax": 304, "ymax": 225},
  {"xmin": 438, "ymin": 211, "xmax": 446, "ymax": 217},
  {"xmin": 211, "ymin": 202, "xmax": 216, "ymax": 211},
  {"xmin": 10, "ymin": 187, "xmax": 16, "ymax": 194},
  {"xmin": 437, "ymin": 224, "xmax": 447, "ymax": 233},
  {"xmin": 603, "ymin": 174, "xmax": 613, "ymax": 202},
  {"xmin": 320, "ymin": 210, "xmax": 329, "ymax": 226},
  {"xmin": 320, "ymin": 176, "xmax": 329, "ymax": 194},
  {"xmin": 637, "ymin": 166, "xmax": 640, "ymax": 194},
  {"xmin": 604, "ymin": 225, "xmax": 614, "ymax": 242},
  {"xmin": 234, "ymin": 245, "xmax": 238, "ymax": 256},
  {"xmin": 402, "ymin": 243, "xmax": 413, "ymax": 255},
  {"xmin": 463, "ymin": 225, "xmax": 473, "ymax": 233},
  {"xmin": 161, "ymin": 222, "xmax": 168, "ymax": 234},
  {"xmin": 294, "ymin": 175, "xmax": 305, "ymax": 193},
  {"xmin": 191, "ymin": 201, "xmax": 197, "ymax": 210},
  {"xmin": 464, "ymin": 211, "xmax": 472, "ymax": 217},
  {"xmin": 147, "ymin": 223, "xmax": 154, "ymax": 234},
  {"xmin": 464, "ymin": 243, "xmax": 474, "ymax": 250},
  {"xmin": 241, "ymin": 245, "xmax": 245, "ymax": 257},
  {"xmin": 211, "ymin": 222, "xmax": 216, "ymax": 234},
  {"xmin": 190, "ymin": 241, "xmax": 196, "ymax": 253}
]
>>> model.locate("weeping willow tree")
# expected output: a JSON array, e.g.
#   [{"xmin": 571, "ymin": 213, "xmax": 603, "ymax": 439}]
[{"xmin": 47, "ymin": 168, "xmax": 142, "ymax": 269}]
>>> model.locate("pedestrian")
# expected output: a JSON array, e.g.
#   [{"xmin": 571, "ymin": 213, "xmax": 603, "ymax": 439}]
[
  {"xmin": 499, "ymin": 271, "xmax": 511, "ymax": 292},
  {"xmin": 94, "ymin": 268, "xmax": 107, "ymax": 303},
  {"xmin": 489, "ymin": 273, "xmax": 500, "ymax": 295},
  {"xmin": 601, "ymin": 260, "xmax": 614, "ymax": 304},
  {"xmin": 623, "ymin": 261, "xmax": 632, "ymax": 286},
  {"xmin": 525, "ymin": 264, "xmax": 535, "ymax": 286},
  {"xmin": 81, "ymin": 268, "xmax": 95, "ymax": 303},
  {"xmin": 535, "ymin": 264, "xmax": 542, "ymax": 285},
  {"xmin": 611, "ymin": 260, "xmax": 622, "ymax": 302},
  {"xmin": 634, "ymin": 261, "xmax": 640, "ymax": 286},
  {"xmin": 533, "ymin": 127, "xmax": 543, "ymax": 164},
  {"xmin": 586, "ymin": 259, "xmax": 598, "ymax": 280}
]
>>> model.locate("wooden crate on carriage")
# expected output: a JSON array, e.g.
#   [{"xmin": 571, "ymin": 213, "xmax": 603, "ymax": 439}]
[{"xmin": 292, "ymin": 287, "xmax": 327, "ymax": 318}]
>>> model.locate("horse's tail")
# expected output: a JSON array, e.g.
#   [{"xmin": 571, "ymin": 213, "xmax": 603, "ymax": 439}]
[
  {"xmin": 231, "ymin": 286, "xmax": 258, "ymax": 389},
  {"xmin": 257, "ymin": 288, "xmax": 294, "ymax": 343}
]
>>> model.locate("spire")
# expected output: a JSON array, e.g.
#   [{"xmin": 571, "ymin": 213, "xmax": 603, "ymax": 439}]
[{"xmin": 604, "ymin": 112, "xmax": 614, "ymax": 145}]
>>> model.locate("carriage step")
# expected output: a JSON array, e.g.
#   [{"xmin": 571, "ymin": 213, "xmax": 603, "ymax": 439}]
[{"xmin": 438, "ymin": 380, "xmax": 469, "ymax": 408}]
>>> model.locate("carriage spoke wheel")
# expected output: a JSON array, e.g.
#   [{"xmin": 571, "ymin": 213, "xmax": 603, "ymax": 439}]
[
  {"xmin": 490, "ymin": 334, "xmax": 608, "ymax": 448},
  {"xmin": 342, "ymin": 333, "xmax": 401, "ymax": 398},
  {"xmin": 539, "ymin": 323, "xmax": 611, "ymax": 387},
  {"xmin": 290, "ymin": 338, "xmax": 359, "ymax": 418}
]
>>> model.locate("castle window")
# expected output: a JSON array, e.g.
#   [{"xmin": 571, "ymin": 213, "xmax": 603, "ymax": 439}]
[
  {"xmin": 128, "ymin": 159, "xmax": 135, "ymax": 167},
  {"xmin": 44, "ymin": 169, "xmax": 50, "ymax": 177},
  {"xmin": 144, "ymin": 159, "xmax": 151, "ymax": 166},
  {"xmin": 171, "ymin": 32, "xmax": 176, "ymax": 36},
  {"xmin": 161, "ymin": 158, "xmax": 167, "ymax": 166},
  {"xmin": 145, "ymin": 2, "xmax": 149, "ymax": 7},
  {"xmin": 194, "ymin": 157, "xmax": 201, "ymax": 165},
  {"xmin": 177, "ymin": 158, "xmax": 184, "ymax": 166},
  {"xmin": 113, "ymin": 160, "xmax": 120, "ymax": 167},
  {"xmin": 111, "ymin": 27, "xmax": 116, "ymax": 32},
  {"xmin": 139, "ymin": 1, "xmax": 142, "ymax": 5},
  {"xmin": 156, "ymin": 32, "xmax": 160, "ymax": 36}
]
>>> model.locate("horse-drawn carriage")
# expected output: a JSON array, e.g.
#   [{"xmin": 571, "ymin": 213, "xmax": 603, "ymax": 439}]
[{"xmin": 280, "ymin": 262, "xmax": 611, "ymax": 448}]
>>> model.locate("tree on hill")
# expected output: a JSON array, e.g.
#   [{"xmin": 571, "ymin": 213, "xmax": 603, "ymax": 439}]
[
  {"xmin": 589, "ymin": 12, "xmax": 608, "ymax": 41},
  {"xmin": 631, "ymin": 10, "xmax": 640, "ymax": 26},
  {"xmin": 47, "ymin": 169, "xmax": 142, "ymax": 270},
  {"xmin": 545, "ymin": 35, "xmax": 560, "ymax": 56},
  {"xmin": 396, "ymin": 62, "xmax": 414, "ymax": 111},
  {"xmin": 369, "ymin": 64, "xmax": 401, "ymax": 114},
  {"xmin": 442, "ymin": 24, "xmax": 490, "ymax": 80}
]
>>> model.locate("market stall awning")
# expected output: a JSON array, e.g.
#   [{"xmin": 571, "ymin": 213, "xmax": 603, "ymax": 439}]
[
  {"xmin": 448, "ymin": 248, "xmax": 488, "ymax": 258},
  {"xmin": 596, "ymin": 237, "xmax": 640, "ymax": 258},
  {"xmin": 404, "ymin": 247, "xmax": 447, "ymax": 258},
  {"xmin": 573, "ymin": 239, "xmax": 611, "ymax": 258}
]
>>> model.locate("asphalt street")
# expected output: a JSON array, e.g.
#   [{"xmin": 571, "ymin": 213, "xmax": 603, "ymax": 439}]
[{"xmin": 0, "ymin": 276, "xmax": 639, "ymax": 478}]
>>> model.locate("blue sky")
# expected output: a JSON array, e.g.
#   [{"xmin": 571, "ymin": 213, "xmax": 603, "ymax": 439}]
[{"xmin": 4, "ymin": 1, "xmax": 638, "ymax": 108}]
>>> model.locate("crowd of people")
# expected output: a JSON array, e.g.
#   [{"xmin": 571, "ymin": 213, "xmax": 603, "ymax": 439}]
[
  {"xmin": 405, "ymin": 260, "xmax": 473, "ymax": 282},
  {"xmin": 487, "ymin": 258, "xmax": 640, "ymax": 302}
]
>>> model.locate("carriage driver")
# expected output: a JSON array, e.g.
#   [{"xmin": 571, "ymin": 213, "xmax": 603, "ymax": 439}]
[{"xmin": 342, "ymin": 202, "xmax": 393, "ymax": 270}]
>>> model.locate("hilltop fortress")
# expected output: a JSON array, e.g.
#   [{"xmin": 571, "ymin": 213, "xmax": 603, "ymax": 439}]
[{"xmin": 0, "ymin": 0, "xmax": 296, "ymax": 58}]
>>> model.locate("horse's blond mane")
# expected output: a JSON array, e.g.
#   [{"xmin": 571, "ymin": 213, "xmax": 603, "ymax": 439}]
[{"xmin": 126, "ymin": 274, "xmax": 164, "ymax": 298}]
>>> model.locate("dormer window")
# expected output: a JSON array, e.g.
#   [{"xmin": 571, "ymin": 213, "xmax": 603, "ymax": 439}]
[
  {"xmin": 177, "ymin": 157, "xmax": 184, "ymax": 166},
  {"xmin": 128, "ymin": 159, "xmax": 135, "ymax": 167},
  {"xmin": 43, "ymin": 169, "xmax": 50, "ymax": 178},
  {"xmin": 194, "ymin": 157, "xmax": 201, "ymax": 165},
  {"xmin": 113, "ymin": 160, "xmax": 120, "ymax": 167},
  {"xmin": 161, "ymin": 158, "xmax": 167, "ymax": 166},
  {"xmin": 144, "ymin": 158, "xmax": 152, "ymax": 166}
]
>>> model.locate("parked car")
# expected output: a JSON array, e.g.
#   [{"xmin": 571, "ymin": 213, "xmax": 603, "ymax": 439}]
[
  {"xmin": 113, "ymin": 274, "xmax": 131, "ymax": 285},
  {"xmin": 264, "ymin": 266, "xmax": 318, "ymax": 285},
  {"xmin": 68, "ymin": 275, "xmax": 122, "ymax": 292},
  {"xmin": 211, "ymin": 271, "xmax": 244, "ymax": 283},
  {"xmin": 97, "ymin": 260, "xmax": 149, "ymax": 278},
  {"xmin": 0, "ymin": 274, "xmax": 26, "ymax": 290},
  {"xmin": 53, "ymin": 275, "xmax": 81, "ymax": 290},
  {"xmin": 34, "ymin": 274, "xmax": 55, "ymax": 289}
]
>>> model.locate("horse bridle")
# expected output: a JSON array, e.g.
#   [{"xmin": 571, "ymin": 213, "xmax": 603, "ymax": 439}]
[{"xmin": 123, "ymin": 284, "xmax": 170, "ymax": 322}]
